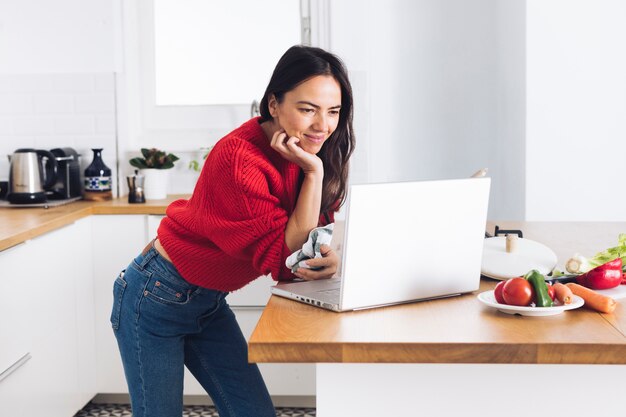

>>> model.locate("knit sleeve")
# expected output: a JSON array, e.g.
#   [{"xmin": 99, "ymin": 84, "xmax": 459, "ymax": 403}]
[{"xmin": 202, "ymin": 139, "xmax": 295, "ymax": 281}]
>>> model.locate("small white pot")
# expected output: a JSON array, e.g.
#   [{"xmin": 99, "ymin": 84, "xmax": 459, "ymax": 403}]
[{"xmin": 141, "ymin": 169, "xmax": 170, "ymax": 200}]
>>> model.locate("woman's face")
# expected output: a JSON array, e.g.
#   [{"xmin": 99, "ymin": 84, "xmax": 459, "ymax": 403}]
[{"xmin": 269, "ymin": 75, "xmax": 342, "ymax": 154}]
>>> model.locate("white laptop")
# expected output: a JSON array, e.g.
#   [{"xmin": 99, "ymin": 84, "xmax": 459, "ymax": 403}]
[{"xmin": 270, "ymin": 177, "xmax": 491, "ymax": 312}]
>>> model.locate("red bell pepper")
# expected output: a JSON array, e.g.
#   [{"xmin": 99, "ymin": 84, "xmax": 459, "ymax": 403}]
[{"xmin": 576, "ymin": 258, "xmax": 623, "ymax": 290}]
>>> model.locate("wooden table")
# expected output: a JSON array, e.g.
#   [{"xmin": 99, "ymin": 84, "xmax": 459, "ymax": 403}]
[{"xmin": 249, "ymin": 222, "xmax": 626, "ymax": 417}]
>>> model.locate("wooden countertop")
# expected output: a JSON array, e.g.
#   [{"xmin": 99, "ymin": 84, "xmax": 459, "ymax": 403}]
[
  {"xmin": 249, "ymin": 221, "xmax": 626, "ymax": 364},
  {"xmin": 0, "ymin": 195, "xmax": 189, "ymax": 252}
]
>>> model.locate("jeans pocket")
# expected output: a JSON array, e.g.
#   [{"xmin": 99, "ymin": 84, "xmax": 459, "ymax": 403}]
[
  {"xmin": 110, "ymin": 270, "xmax": 127, "ymax": 330},
  {"xmin": 145, "ymin": 276, "xmax": 193, "ymax": 305}
]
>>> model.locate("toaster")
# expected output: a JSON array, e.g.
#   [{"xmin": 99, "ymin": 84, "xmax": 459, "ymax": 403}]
[{"xmin": 49, "ymin": 147, "xmax": 83, "ymax": 200}]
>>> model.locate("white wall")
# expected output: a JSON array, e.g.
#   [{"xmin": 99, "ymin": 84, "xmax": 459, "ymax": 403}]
[
  {"xmin": 331, "ymin": 0, "xmax": 518, "ymax": 220},
  {"xmin": 0, "ymin": 0, "xmax": 118, "ymax": 74},
  {"xmin": 526, "ymin": 0, "xmax": 626, "ymax": 221},
  {"xmin": 0, "ymin": 74, "xmax": 118, "ymax": 190},
  {"xmin": 0, "ymin": 0, "xmax": 120, "ymax": 191},
  {"xmin": 332, "ymin": 0, "xmax": 626, "ymax": 221},
  {"xmin": 493, "ymin": 0, "xmax": 526, "ymax": 220}
]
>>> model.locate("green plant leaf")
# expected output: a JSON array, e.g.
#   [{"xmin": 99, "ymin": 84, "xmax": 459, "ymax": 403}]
[
  {"xmin": 129, "ymin": 157, "xmax": 149, "ymax": 169},
  {"xmin": 189, "ymin": 160, "xmax": 200, "ymax": 172},
  {"xmin": 140, "ymin": 148, "xmax": 153, "ymax": 159},
  {"xmin": 130, "ymin": 148, "xmax": 179, "ymax": 169}
]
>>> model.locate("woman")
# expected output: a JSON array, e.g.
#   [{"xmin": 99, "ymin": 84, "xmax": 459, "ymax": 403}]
[{"xmin": 111, "ymin": 45, "xmax": 355, "ymax": 417}]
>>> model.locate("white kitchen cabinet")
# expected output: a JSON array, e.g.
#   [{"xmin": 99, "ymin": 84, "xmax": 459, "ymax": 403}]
[
  {"xmin": 0, "ymin": 218, "xmax": 95, "ymax": 417},
  {"xmin": 1, "ymin": 212, "xmax": 312, "ymax": 412},
  {"xmin": 146, "ymin": 214, "xmax": 163, "ymax": 239},
  {"xmin": 92, "ymin": 215, "xmax": 149, "ymax": 393},
  {"xmin": 182, "ymin": 308, "xmax": 315, "ymax": 396},
  {"xmin": 94, "ymin": 214, "xmax": 314, "ymax": 398},
  {"xmin": 0, "ymin": 243, "xmax": 31, "ymax": 382},
  {"xmin": 0, "ymin": 317, "xmax": 80, "ymax": 416},
  {"xmin": 228, "ymin": 275, "xmax": 275, "ymax": 306},
  {"xmin": 235, "ymin": 309, "xmax": 315, "ymax": 396},
  {"xmin": 72, "ymin": 217, "xmax": 98, "ymax": 405},
  {"xmin": 93, "ymin": 214, "xmax": 214, "ymax": 395}
]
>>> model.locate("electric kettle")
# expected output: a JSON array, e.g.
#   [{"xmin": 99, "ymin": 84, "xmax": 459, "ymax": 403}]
[{"xmin": 7, "ymin": 148, "xmax": 58, "ymax": 204}]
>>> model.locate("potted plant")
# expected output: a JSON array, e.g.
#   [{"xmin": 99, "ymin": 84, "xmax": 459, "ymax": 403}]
[
  {"xmin": 188, "ymin": 146, "xmax": 213, "ymax": 173},
  {"xmin": 129, "ymin": 148, "xmax": 179, "ymax": 200}
]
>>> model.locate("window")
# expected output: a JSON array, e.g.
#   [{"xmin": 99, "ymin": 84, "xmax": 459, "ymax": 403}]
[
  {"xmin": 124, "ymin": 0, "xmax": 329, "ymax": 150},
  {"xmin": 154, "ymin": 0, "xmax": 301, "ymax": 105}
]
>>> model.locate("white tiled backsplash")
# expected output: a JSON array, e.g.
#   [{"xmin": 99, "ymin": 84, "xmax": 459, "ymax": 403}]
[{"xmin": 0, "ymin": 73, "xmax": 117, "ymax": 189}]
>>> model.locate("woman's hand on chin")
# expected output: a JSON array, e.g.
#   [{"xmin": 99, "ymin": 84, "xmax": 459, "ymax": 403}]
[{"xmin": 271, "ymin": 129, "xmax": 323, "ymax": 175}]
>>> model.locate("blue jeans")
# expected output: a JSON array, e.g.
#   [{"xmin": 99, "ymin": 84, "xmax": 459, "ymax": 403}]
[{"xmin": 111, "ymin": 245, "xmax": 275, "ymax": 417}]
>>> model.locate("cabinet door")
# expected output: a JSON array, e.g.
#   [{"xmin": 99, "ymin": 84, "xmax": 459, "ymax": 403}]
[
  {"xmin": 0, "ymin": 242, "xmax": 31, "ymax": 378},
  {"xmin": 0, "ymin": 321, "xmax": 80, "ymax": 416},
  {"xmin": 147, "ymin": 214, "xmax": 164, "ymax": 239},
  {"xmin": 0, "ymin": 225, "xmax": 76, "ymax": 343},
  {"xmin": 92, "ymin": 215, "xmax": 149, "ymax": 393},
  {"xmin": 73, "ymin": 217, "xmax": 98, "ymax": 404},
  {"xmin": 0, "ymin": 220, "xmax": 94, "ymax": 416}
]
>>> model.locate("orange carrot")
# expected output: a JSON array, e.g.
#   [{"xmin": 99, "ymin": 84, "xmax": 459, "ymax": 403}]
[
  {"xmin": 553, "ymin": 282, "xmax": 573, "ymax": 305},
  {"xmin": 565, "ymin": 283, "xmax": 617, "ymax": 314}
]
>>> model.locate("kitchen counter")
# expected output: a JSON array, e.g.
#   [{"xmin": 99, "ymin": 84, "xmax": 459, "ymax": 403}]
[
  {"xmin": 0, "ymin": 195, "xmax": 189, "ymax": 252},
  {"xmin": 248, "ymin": 221, "xmax": 626, "ymax": 416},
  {"xmin": 250, "ymin": 279, "xmax": 625, "ymax": 363},
  {"xmin": 249, "ymin": 221, "xmax": 626, "ymax": 364}
]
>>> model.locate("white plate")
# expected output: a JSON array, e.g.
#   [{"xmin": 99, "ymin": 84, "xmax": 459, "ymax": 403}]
[{"xmin": 477, "ymin": 290, "xmax": 584, "ymax": 316}]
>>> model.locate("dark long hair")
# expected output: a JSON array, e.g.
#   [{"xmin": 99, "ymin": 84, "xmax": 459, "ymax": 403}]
[{"xmin": 260, "ymin": 45, "xmax": 355, "ymax": 214}]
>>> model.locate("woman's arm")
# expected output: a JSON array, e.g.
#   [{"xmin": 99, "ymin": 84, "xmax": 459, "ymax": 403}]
[
  {"xmin": 270, "ymin": 129, "xmax": 324, "ymax": 251},
  {"xmin": 284, "ymin": 170, "xmax": 323, "ymax": 251}
]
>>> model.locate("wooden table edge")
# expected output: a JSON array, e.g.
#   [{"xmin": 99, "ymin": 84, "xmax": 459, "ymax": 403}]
[{"xmin": 249, "ymin": 342, "xmax": 626, "ymax": 365}]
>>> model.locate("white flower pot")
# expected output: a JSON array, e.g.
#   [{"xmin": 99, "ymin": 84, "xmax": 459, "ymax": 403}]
[{"xmin": 141, "ymin": 169, "xmax": 170, "ymax": 200}]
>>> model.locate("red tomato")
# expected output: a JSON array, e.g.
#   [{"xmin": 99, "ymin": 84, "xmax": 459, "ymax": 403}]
[
  {"xmin": 502, "ymin": 277, "xmax": 534, "ymax": 306},
  {"xmin": 494, "ymin": 281, "xmax": 506, "ymax": 304}
]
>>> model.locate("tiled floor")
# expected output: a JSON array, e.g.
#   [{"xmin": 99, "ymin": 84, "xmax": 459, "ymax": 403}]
[{"xmin": 74, "ymin": 402, "xmax": 316, "ymax": 417}]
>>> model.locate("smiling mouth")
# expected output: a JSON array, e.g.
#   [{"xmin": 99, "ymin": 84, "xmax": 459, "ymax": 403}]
[{"xmin": 304, "ymin": 134, "xmax": 325, "ymax": 143}]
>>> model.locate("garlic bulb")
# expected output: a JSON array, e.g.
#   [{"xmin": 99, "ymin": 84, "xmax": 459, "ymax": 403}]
[{"xmin": 565, "ymin": 253, "xmax": 592, "ymax": 274}]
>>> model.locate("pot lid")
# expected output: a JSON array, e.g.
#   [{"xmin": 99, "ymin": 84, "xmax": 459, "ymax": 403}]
[{"xmin": 481, "ymin": 236, "xmax": 557, "ymax": 280}]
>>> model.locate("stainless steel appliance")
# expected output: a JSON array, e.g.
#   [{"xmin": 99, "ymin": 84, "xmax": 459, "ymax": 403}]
[
  {"xmin": 49, "ymin": 147, "xmax": 83, "ymax": 200},
  {"xmin": 7, "ymin": 148, "xmax": 57, "ymax": 204},
  {"xmin": 126, "ymin": 169, "xmax": 145, "ymax": 204},
  {"xmin": 0, "ymin": 181, "xmax": 7, "ymax": 199}
]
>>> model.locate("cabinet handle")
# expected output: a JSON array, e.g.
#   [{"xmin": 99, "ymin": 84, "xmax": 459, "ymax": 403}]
[{"xmin": 0, "ymin": 353, "xmax": 32, "ymax": 382}]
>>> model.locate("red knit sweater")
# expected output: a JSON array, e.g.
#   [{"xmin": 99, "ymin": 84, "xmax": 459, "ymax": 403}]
[{"xmin": 157, "ymin": 117, "xmax": 333, "ymax": 292}]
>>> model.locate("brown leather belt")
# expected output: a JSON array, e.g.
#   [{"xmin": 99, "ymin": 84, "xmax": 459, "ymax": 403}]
[{"xmin": 141, "ymin": 238, "xmax": 173, "ymax": 263}]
